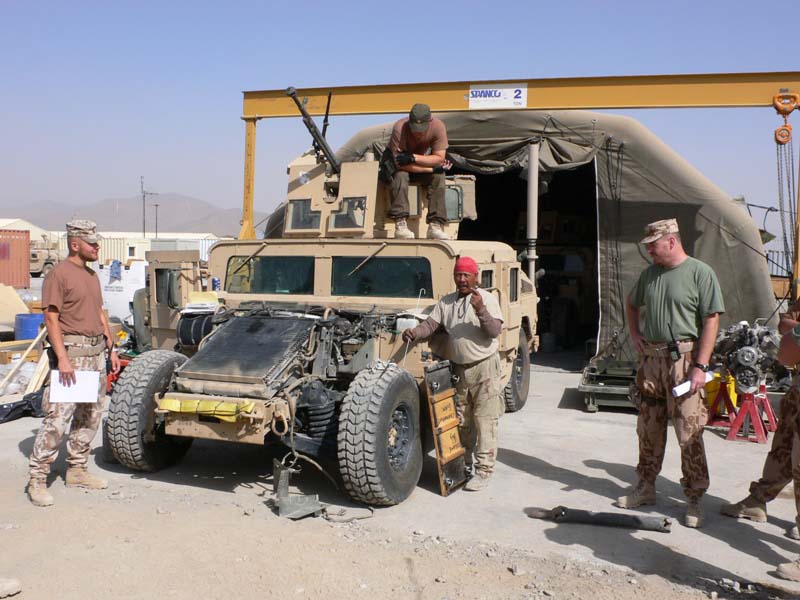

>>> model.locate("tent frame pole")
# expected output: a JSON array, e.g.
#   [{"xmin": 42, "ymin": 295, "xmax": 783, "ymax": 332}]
[{"xmin": 527, "ymin": 142, "xmax": 540, "ymax": 278}]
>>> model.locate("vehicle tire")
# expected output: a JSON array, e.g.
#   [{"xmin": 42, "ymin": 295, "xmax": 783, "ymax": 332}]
[
  {"xmin": 105, "ymin": 350, "xmax": 192, "ymax": 471},
  {"xmin": 337, "ymin": 361, "xmax": 423, "ymax": 506},
  {"xmin": 41, "ymin": 263, "xmax": 54, "ymax": 278},
  {"xmin": 503, "ymin": 329, "xmax": 531, "ymax": 413}
]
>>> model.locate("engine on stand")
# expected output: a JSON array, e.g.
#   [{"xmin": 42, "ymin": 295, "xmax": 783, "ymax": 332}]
[{"xmin": 712, "ymin": 321, "xmax": 781, "ymax": 394}]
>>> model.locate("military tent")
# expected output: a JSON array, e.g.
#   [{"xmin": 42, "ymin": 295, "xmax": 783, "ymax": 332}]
[{"xmin": 336, "ymin": 110, "xmax": 776, "ymax": 365}]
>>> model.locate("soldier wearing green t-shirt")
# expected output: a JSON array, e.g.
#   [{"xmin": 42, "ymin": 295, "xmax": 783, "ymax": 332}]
[{"xmin": 616, "ymin": 218, "xmax": 724, "ymax": 529}]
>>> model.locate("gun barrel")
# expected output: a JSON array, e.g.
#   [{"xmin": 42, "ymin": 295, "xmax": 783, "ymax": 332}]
[{"xmin": 286, "ymin": 87, "xmax": 341, "ymax": 175}]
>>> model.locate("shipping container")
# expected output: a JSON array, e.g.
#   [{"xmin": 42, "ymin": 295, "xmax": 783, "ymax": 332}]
[{"xmin": 0, "ymin": 229, "xmax": 30, "ymax": 289}]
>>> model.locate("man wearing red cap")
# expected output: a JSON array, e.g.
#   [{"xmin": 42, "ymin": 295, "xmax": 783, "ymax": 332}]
[{"xmin": 402, "ymin": 256, "xmax": 504, "ymax": 491}]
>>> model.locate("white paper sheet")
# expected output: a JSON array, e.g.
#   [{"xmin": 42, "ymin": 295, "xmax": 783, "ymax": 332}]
[
  {"xmin": 672, "ymin": 372, "xmax": 714, "ymax": 397},
  {"xmin": 49, "ymin": 370, "xmax": 100, "ymax": 403}
]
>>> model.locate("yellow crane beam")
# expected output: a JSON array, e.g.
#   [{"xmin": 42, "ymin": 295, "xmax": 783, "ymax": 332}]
[{"xmin": 242, "ymin": 71, "xmax": 800, "ymax": 118}]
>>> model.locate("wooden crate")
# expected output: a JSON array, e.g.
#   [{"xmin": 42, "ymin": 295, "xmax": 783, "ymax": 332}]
[{"xmin": 0, "ymin": 347, "xmax": 40, "ymax": 365}]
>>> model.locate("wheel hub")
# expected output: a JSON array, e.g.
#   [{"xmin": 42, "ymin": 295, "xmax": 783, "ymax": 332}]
[{"xmin": 387, "ymin": 405, "xmax": 412, "ymax": 471}]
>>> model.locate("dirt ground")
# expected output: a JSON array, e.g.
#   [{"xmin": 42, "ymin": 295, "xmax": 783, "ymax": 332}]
[{"xmin": 2, "ymin": 354, "xmax": 800, "ymax": 600}]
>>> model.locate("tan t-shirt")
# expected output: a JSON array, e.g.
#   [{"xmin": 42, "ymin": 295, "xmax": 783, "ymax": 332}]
[
  {"xmin": 429, "ymin": 288, "xmax": 503, "ymax": 364},
  {"xmin": 389, "ymin": 117, "xmax": 448, "ymax": 156},
  {"xmin": 42, "ymin": 260, "xmax": 104, "ymax": 336}
]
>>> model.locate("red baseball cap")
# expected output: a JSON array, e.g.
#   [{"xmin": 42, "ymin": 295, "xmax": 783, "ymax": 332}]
[{"xmin": 454, "ymin": 256, "xmax": 478, "ymax": 274}]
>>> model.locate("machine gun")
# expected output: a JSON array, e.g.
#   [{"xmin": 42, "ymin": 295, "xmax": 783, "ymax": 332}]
[{"xmin": 286, "ymin": 86, "xmax": 341, "ymax": 175}]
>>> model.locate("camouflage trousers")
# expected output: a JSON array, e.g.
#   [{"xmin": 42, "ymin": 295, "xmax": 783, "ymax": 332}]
[
  {"xmin": 29, "ymin": 348, "xmax": 107, "ymax": 480},
  {"xmin": 746, "ymin": 384, "xmax": 800, "ymax": 520},
  {"xmin": 632, "ymin": 350, "xmax": 709, "ymax": 500},
  {"xmin": 454, "ymin": 353, "xmax": 504, "ymax": 476}
]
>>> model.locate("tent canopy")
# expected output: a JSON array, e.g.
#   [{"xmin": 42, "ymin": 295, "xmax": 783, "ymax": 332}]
[{"xmin": 336, "ymin": 110, "xmax": 776, "ymax": 362}]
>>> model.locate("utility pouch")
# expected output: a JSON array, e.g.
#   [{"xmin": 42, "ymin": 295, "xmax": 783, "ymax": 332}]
[
  {"xmin": 378, "ymin": 147, "xmax": 397, "ymax": 184},
  {"xmin": 667, "ymin": 340, "xmax": 681, "ymax": 362}
]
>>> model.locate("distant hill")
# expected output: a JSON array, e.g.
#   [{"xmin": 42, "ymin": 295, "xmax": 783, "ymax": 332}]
[{"xmin": 13, "ymin": 193, "xmax": 272, "ymax": 238}]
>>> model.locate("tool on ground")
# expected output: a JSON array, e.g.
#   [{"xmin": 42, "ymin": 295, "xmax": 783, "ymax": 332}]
[
  {"xmin": 423, "ymin": 360, "xmax": 467, "ymax": 496},
  {"xmin": 525, "ymin": 505, "xmax": 672, "ymax": 533},
  {"xmin": 272, "ymin": 458, "xmax": 323, "ymax": 519}
]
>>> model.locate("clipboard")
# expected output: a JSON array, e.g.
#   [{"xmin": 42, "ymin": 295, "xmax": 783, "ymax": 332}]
[{"xmin": 49, "ymin": 370, "xmax": 101, "ymax": 403}]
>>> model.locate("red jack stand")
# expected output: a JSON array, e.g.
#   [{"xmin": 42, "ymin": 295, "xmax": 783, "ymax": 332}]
[{"xmin": 724, "ymin": 383, "xmax": 778, "ymax": 444}]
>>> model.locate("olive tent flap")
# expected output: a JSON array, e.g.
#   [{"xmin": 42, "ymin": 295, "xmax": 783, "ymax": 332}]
[{"xmin": 335, "ymin": 110, "xmax": 776, "ymax": 363}]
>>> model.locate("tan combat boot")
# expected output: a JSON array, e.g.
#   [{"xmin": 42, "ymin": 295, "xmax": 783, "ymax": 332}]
[
  {"xmin": 0, "ymin": 577, "xmax": 21, "ymax": 598},
  {"xmin": 615, "ymin": 481, "xmax": 656, "ymax": 509},
  {"xmin": 464, "ymin": 472, "xmax": 490, "ymax": 492},
  {"xmin": 394, "ymin": 218, "xmax": 415, "ymax": 239},
  {"xmin": 426, "ymin": 222, "xmax": 448, "ymax": 240},
  {"xmin": 65, "ymin": 468, "xmax": 108, "ymax": 490},
  {"xmin": 719, "ymin": 495, "xmax": 767, "ymax": 522},
  {"xmin": 26, "ymin": 478, "xmax": 53, "ymax": 507},
  {"xmin": 776, "ymin": 558, "xmax": 800, "ymax": 582},
  {"xmin": 685, "ymin": 498, "xmax": 704, "ymax": 529}
]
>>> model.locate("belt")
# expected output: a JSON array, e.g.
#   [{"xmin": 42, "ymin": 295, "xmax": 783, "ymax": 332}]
[
  {"xmin": 641, "ymin": 339, "xmax": 695, "ymax": 357},
  {"xmin": 62, "ymin": 334, "xmax": 104, "ymax": 347}
]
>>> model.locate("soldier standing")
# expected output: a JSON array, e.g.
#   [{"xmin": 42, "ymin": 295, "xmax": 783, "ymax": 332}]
[
  {"xmin": 402, "ymin": 256, "xmax": 505, "ymax": 491},
  {"xmin": 26, "ymin": 220, "xmax": 120, "ymax": 507},
  {"xmin": 616, "ymin": 219, "xmax": 724, "ymax": 528},
  {"xmin": 727, "ymin": 308, "xmax": 800, "ymax": 581},
  {"xmin": 720, "ymin": 298, "xmax": 800, "ymax": 538},
  {"xmin": 383, "ymin": 103, "xmax": 451, "ymax": 240}
]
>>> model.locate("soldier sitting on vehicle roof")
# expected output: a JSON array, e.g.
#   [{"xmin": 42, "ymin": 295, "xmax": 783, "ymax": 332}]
[{"xmin": 380, "ymin": 103, "xmax": 452, "ymax": 240}]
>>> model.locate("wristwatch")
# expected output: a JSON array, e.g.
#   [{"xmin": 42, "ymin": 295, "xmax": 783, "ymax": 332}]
[{"xmin": 694, "ymin": 362, "xmax": 710, "ymax": 372}]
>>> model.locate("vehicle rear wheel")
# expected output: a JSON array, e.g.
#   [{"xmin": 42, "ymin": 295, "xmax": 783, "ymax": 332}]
[
  {"xmin": 105, "ymin": 350, "xmax": 192, "ymax": 471},
  {"xmin": 337, "ymin": 361, "xmax": 423, "ymax": 506},
  {"xmin": 503, "ymin": 329, "xmax": 531, "ymax": 412},
  {"xmin": 41, "ymin": 263, "xmax": 54, "ymax": 278}
]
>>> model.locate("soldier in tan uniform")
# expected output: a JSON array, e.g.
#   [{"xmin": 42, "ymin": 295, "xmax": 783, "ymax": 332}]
[
  {"xmin": 720, "ymin": 298, "xmax": 800, "ymax": 539},
  {"xmin": 26, "ymin": 220, "xmax": 121, "ymax": 507},
  {"xmin": 616, "ymin": 219, "xmax": 724, "ymax": 528},
  {"xmin": 402, "ymin": 256, "xmax": 505, "ymax": 491},
  {"xmin": 733, "ymin": 311, "xmax": 800, "ymax": 581}
]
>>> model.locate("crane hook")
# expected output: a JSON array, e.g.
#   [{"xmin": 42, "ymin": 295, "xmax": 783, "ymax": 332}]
[{"xmin": 773, "ymin": 91, "xmax": 799, "ymax": 145}]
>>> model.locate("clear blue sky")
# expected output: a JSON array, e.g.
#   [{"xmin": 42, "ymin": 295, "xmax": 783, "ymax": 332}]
[{"xmin": 1, "ymin": 0, "xmax": 797, "ymax": 243}]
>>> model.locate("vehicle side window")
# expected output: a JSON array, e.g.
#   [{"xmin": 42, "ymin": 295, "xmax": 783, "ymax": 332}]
[
  {"xmin": 480, "ymin": 270, "xmax": 493, "ymax": 289},
  {"xmin": 509, "ymin": 267, "xmax": 519, "ymax": 302}
]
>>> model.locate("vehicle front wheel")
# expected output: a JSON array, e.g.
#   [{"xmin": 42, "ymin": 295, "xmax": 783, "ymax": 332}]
[
  {"xmin": 504, "ymin": 329, "xmax": 531, "ymax": 412},
  {"xmin": 105, "ymin": 350, "xmax": 192, "ymax": 471},
  {"xmin": 337, "ymin": 361, "xmax": 423, "ymax": 506}
]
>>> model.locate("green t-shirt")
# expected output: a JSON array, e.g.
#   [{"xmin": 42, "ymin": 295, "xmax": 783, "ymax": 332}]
[{"xmin": 630, "ymin": 256, "xmax": 725, "ymax": 342}]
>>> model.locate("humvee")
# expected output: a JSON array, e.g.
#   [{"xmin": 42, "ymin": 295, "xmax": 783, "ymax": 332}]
[
  {"xmin": 105, "ymin": 93, "xmax": 537, "ymax": 506},
  {"xmin": 30, "ymin": 239, "xmax": 63, "ymax": 277}
]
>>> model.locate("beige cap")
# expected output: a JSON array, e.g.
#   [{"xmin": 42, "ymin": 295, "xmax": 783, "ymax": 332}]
[
  {"xmin": 640, "ymin": 218, "xmax": 679, "ymax": 244},
  {"xmin": 66, "ymin": 219, "xmax": 100, "ymax": 243}
]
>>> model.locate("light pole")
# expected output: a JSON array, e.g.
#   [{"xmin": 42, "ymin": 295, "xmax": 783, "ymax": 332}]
[
  {"xmin": 154, "ymin": 203, "xmax": 159, "ymax": 239},
  {"xmin": 140, "ymin": 176, "xmax": 158, "ymax": 238}
]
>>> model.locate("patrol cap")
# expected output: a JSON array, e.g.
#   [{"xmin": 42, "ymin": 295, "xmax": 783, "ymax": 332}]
[
  {"xmin": 640, "ymin": 218, "xmax": 679, "ymax": 244},
  {"xmin": 409, "ymin": 103, "xmax": 432, "ymax": 133},
  {"xmin": 66, "ymin": 219, "xmax": 100, "ymax": 243}
]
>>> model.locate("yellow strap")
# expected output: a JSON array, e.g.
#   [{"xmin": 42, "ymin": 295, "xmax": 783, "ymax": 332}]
[{"xmin": 159, "ymin": 398, "xmax": 256, "ymax": 423}]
